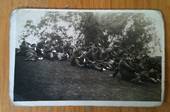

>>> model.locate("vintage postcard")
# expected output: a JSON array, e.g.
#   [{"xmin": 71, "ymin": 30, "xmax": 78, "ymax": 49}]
[{"xmin": 10, "ymin": 9, "xmax": 165, "ymax": 106}]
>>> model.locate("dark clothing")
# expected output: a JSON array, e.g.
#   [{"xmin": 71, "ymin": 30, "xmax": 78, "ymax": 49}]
[{"xmin": 118, "ymin": 59, "xmax": 136, "ymax": 80}]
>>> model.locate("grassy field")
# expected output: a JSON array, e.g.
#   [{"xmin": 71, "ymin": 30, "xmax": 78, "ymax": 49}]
[{"xmin": 14, "ymin": 56, "xmax": 161, "ymax": 101}]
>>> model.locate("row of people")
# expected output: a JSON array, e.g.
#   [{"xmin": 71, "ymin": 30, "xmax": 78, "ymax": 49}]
[
  {"xmin": 115, "ymin": 56, "xmax": 161, "ymax": 84},
  {"xmin": 71, "ymin": 44, "xmax": 161, "ymax": 84},
  {"xmin": 70, "ymin": 43, "xmax": 121, "ymax": 71},
  {"xmin": 17, "ymin": 40, "xmax": 72, "ymax": 61},
  {"xmin": 17, "ymin": 40, "xmax": 161, "ymax": 84}
]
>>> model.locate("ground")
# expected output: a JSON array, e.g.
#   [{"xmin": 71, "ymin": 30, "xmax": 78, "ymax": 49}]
[{"xmin": 14, "ymin": 56, "xmax": 161, "ymax": 101}]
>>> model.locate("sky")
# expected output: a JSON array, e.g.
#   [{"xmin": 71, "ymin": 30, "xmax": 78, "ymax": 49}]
[{"xmin": 11, "ymin": 9, "xmax": 164, "ymax": 56}]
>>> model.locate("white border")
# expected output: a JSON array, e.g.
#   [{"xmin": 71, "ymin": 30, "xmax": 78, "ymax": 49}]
[{"xmin": 9, "ymin": 9, "xmax": 165, "ymax": 107}]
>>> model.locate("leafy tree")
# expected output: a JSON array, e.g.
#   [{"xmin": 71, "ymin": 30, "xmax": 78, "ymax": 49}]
[
  {"xmin": 19, "ymin": 11, "xmax": 159, "ymax": 58},
  {"xmin": 19, "ymin": 20, "xmax": 38, "ymax": 42}
]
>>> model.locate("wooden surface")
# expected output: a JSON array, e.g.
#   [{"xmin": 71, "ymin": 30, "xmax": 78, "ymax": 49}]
[{"xmin": 0, "ymin": 0, "xmax": 170, "ymax": 112}]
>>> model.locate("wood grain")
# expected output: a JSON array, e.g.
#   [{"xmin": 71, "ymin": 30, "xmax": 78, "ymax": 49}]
[{"xmin": 0, "ymin": 0, "xmax": 170, "ymax": 112}]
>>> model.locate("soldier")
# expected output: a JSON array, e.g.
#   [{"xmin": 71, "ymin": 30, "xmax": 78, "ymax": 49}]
[
  {"xmin": 84, "ymin": 45, "xmax": 104, "ymax": 71},
  {"xmin": 115, "ymin": 56, "xmax": 144, "ymax": 84},
  {"xmin": 45, "ymin": 44, "xmax": 57, "ymax": 60},
  {"xmin": 70, "ymin": 47, "xmax": 86, "ymax": 67},
  {"xmin": 57, "ymin": 52, "xmax": 67, "ymax": 61},
  {"xmin": 36, "ymin": 39, "xmax": 47, "ymax": 60},
  {"xmin": 63, "ymin": 42, "xmax": 74, "ymax": 60},
  {"xmin": 24, "ymin": 44, "xmax": 37, "ymax": 61},
  {"xmin": 19, "ymin": 39, "xmax": 31, "ymax": 56}
]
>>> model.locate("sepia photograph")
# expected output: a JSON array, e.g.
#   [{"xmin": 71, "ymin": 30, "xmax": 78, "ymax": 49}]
[{"xmin": 10, "ymin": 9, "xmax": 164, "ymax": 106}]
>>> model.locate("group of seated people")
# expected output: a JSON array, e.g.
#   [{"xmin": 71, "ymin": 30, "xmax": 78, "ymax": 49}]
[
  {"xmin": 17, "ymin": 39, "xmax": 72, "ymax": 61},
  {"xmin": 116, "ymin": 55, "xmax": 161, "ymax": 84},
  {"xmin": 71, "ymin": 44, "xmax": 161, "ymax": 84},
  {"xmin": 70, "ymin": 43, "xmax": 120, "ymax": 72},
  {"xmin": 17, "ymin": 39, "xmax": 161, "ymax": 84}
]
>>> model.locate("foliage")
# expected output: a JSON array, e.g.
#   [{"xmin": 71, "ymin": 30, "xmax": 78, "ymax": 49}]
[{"xmin": 19, "ymin": 11, "xmax": 159, "ymax": 58}]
